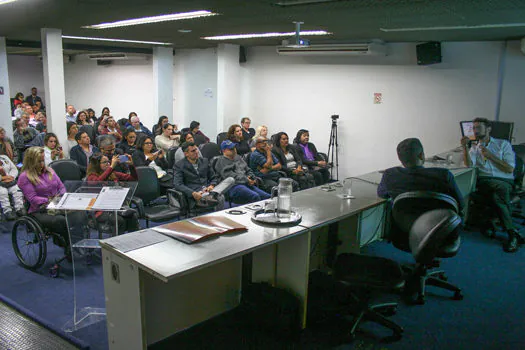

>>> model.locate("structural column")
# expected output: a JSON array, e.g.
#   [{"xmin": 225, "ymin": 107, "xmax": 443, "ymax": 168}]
[
  {"xmin": 153, "ymin": 47, "xmax": 174, "ymax": 124},
  {"xmin": 41, "ymin": 28, "xmax": 67, "ymax": 156},
  {"xmin": 217, "ymin": 43, "xmax": 242, "ymax": 133},
  {"xmin": 0, "ymin": 37, "xmax": 13, "ymax": 139}
]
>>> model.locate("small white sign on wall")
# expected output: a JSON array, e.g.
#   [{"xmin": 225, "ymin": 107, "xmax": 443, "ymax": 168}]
[{"xmin": 204, "ymin": 88, "xmax": 213, "ymax": 98}]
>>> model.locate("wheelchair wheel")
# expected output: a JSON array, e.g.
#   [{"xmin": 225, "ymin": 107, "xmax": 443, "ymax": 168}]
[{"xmin": 12, "ymin": 216, "xmax": 47, "ymax": 270}]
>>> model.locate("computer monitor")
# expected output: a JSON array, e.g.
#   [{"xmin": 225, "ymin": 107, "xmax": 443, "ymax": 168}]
[{"xmin": 460, "ymin": 121, "xmax": 476, "ymax": 140}]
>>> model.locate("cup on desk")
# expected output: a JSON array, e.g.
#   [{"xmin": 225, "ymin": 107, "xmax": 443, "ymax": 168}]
[
  {"xmin": 343, "ymin": 178, "xmax": 353, "ymax": 197},
  {"xmin": 446, "ymin": 153, "xmax": 454, "ymax": 165}
]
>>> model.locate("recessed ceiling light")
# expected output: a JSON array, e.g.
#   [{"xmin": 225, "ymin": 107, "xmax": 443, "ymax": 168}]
[
  {"xmin": 202, "ymin": 30, "xmax": 330, "ymax": 40},
  {"xmin": 82, "ymin": 10, "xmax": 217, "ymax": 29},
  {"xmin": 62, "ymin": 35, "xmax": 172, "ymax": 46},
  {"xmin": 380, "ymin": 23, "xmax": 525, "ymax": 32},
  {"xmin": 275, "ymin": 0, "xmax": 344, "ymax": 7},
  {"xmin": 178, "ymin": 29, "xmax": 192, "ymax": 33},
  {"xmin": 0, "ymin": 0, "xmax": 18, "ymax": 5}
]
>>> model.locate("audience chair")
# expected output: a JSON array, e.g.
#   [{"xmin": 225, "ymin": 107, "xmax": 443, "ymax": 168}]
[
  {"xmin": 333, "ymin": 253, "xmax": 405, "ymax": 341},
  {"xmin": 200, "ymin": 142, "xmax": 221, "ymax": 160},
  {"xmin": 390, "ymin": 191, "xmax": 464, "ymax": 304},
  {"xmin": 132, "ymin": 166, "xmax": 182, "ymax": 227},
  {"xmin": 49, "ymin": 160, "xmax": 83, "ymax": 183},
  {"xmin": 167, "ymin": 146, "xmax": 179, "ymax": 169},
  {"xmin": 216, "ymin": 132, "xmax": 227, "ymax": 145}
]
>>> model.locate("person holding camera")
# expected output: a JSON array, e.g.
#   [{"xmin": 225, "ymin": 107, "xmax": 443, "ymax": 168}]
[{"xmin": 43, "ymin": 133, "xmax": 64, "ymax": 166}]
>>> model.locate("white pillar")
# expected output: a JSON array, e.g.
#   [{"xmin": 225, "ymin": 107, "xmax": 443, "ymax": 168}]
[
  {"xmin": 153, "ymin": 47, "xmax": 174, "ymax": 124},
  {"xmin": 217, "ymin": 44, "xmax": 241, "ymax": 133},
  {"xmin": 0, "ymin": 37, "xmax": 13, "ymax": 139},
  {"xmin": 41, "ymin": 28, "xmax": 68, "ymax": 156}
]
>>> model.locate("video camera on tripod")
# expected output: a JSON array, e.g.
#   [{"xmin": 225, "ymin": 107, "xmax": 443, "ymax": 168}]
[{"xmin": 328, "ymin": 115, "xmax": 339, "ymax": 180}]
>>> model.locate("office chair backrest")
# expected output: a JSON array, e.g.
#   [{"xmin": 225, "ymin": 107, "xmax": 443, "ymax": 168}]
[
  {"xmin": 216, "ymin": 132, "xmax": 227, "ymax": 145},
  {"xmin": 117, "ymin": 118, "xmax": 129, "ymax": 132},
  {"xmin": 134, "ymin": 166, "xmax": 160, "ymax": 204},
  {"xmin": 490, "ymin": 121, "xmax": 514, "ymax": 142},
  {"xmin": 167, "ymin": 146, "xmax": 178, "ymax": 169},
  {"xmin": 200, "ymin": 142, "xmax": 221, "ymax": 160},
  {"xmin": 49, "ymin": 159, "xmax": 83, "ymax": 183}
]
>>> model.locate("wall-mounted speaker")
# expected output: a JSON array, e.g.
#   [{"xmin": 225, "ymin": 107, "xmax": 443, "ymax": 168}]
[
  {"xmin": 416, "ymin": 41, "xmax": 441, "ymax": 65},
  {"xmin": 239, "ymin": 46, "xmax": 247, "ymax": 63}
]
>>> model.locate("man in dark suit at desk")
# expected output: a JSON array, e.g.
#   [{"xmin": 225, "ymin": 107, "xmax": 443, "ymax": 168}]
[
  {"xmin": 461, "ymin": 117, "xmax": 523, "ymax": 253},
  {"xmin": 377, "ymin": 137, "xmax": 464, "ymax": 213}
]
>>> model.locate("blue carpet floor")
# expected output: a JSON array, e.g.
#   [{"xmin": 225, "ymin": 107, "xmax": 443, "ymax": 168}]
[{"xmin": 1, "ymin": 211, "xmax": 524, "ymax": 349}]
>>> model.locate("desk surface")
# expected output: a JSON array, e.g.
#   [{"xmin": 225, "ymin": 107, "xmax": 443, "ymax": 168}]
[
  {"xmin": 100, "ymin": 207, "xmax": 308, "ymax": 282},
  {"xmin": 293, "ymin": 179, "xmax": 385, "ymax": 229}
]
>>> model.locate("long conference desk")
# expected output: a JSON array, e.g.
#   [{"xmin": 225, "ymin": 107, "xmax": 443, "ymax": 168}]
[{"xmin": 100, "ymin": 160, "xmax": 476, "ymax": 350}]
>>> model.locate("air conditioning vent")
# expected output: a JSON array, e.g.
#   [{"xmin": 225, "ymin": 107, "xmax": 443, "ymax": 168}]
[
  {"xmin": 88, "ymin": 53, "xmax": 128, "ymax": 60},
  {"xmin": 276, "ymin": 43, "xmax": 387, "ymax": 56}
]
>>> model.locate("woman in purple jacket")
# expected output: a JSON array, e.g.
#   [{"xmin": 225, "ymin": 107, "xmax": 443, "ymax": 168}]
[{"xmin": 17, "ymin": 147, "xmax": 70, "ymax": 248}]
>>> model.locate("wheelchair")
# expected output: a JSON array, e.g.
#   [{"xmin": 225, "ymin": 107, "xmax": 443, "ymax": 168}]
[{"xmin": 11, "ymin": 214, "xmax": 71, "ymax": 278}]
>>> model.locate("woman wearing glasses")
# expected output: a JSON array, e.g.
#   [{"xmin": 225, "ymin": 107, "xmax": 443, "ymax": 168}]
[{"xmin": 132, "ymin": 136, "xmax": 172, "ymax": 191}]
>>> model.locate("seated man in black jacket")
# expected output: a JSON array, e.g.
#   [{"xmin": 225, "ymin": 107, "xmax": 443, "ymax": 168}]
[
  {"xmin": 70, "ymin": 131, "xmax": 100, "ymax": 176},
  {"xmin": 173, "ymin": 142, "xmax": 233, "ymax": 211}
]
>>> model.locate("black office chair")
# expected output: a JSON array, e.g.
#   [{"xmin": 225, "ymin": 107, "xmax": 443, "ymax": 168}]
[
  {"xmin": 390, "ymin": 191, "xmax": 463, "ymax": 304},
  {"xmin": 200, "ymin": 142, "xmax": 221, "ymax": 160},
  {"xmin": 167, "ymin": 146, "xmax": 179, "ymax": 169},
  {"xmin": 49, "ymin": 160, "xmax": 83, "ymax": 183},
  {"xmin": 216, "ymin": 132, "xmax": 227, "ymax": 145},
  {"xmin": 132, "ymin": 166, "xmax": 183, "ymax": 227}
]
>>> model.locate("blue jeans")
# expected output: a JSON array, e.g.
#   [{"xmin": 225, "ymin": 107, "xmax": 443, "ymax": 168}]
[{"xmin": 228, "ymin": 184, "xmax": 270, "ymax": 204}]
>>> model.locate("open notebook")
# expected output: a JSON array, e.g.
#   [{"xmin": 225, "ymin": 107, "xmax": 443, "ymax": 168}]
[{"xmin": 151, "ymin": 216, "xmax": 247, "ymax": 244}]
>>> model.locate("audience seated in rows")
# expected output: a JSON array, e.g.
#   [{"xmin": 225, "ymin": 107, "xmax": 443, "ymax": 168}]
[
  {"xmin": 87, "ymin": 108, "xmax": 98, "ymax": 123},
  {"xmin": 0, "ymin": 127, "xmax": 18, "ymax": 163},
  {"xmin": 98, "ymin": 135, "xmax": 130, "ymax": 174},
  {"xmin": 117, "ymin": 129, "xmax": 138, "ymax": 156},
  {"xmin": 100, "ymin": 107, "xmax": 110, "ymax": 120},
  {"xmin": 174, "ymin": 132, "xmax": 202, "ymax": 164},
  {"xmin": 227, "ymin": 124, "xmax": 251, "ymax": 156},
  {"xmin": 70, "ymin": 131, "xmax": 100, "ymax": 176},
  {"xmin": 0, "ymin": 154, "xmax": 25, "ymax": 220},
  {"xmin": 240, "ymin": 117, "xmax": 255, "ymax": 142},
  {"xmin": 76, "ymin": 110, "xmax": 95, "ymax": 127},
  {"xmin": 189, "ymin": 121, "xmax": 209, "ymax": 146},
  {"xmin": 86, "ymin": 152, "xmax": 140, "ymax": 234},
  {"xmin": 249, "ymin": 137, "xmax": 284, "ymax": 191},
  {"xmin": 35, "ymin": 111, "xmax": 47, "ymax": 133},
  {"xmin": 155, "ymin": 123, "xmax": 180, "ymax": 152},
  {"xmin": 25, "ymin": 87, "xmax": 43, "ymax": 107},
  {"xmin": 127, "ymin": 115, "xmax": 153, "ymax": 138},
  {"xmin": 272, "ymin": 132, "xmax": 315, "ymax": 190},
  {"xmin": 173, "ymin": 142, "xmax": 228, "ymax": 211},
  {"xmin": 65, "ymin": 105, "xmax": 77, "ymax": 123},
  {"xmin": 214, "ymin": 140, "xmax": 270, "ymax": 204},
  {"xmin": 294, "ymin": 129, "xmax": 330, "ymax": 186},
  {"xmin": 63, "ymin": 123, "xmax": 79, "ymax": 156},
  {"xmin": 43, "ymin": 133, "xmax": 64, "ymax": 166}
]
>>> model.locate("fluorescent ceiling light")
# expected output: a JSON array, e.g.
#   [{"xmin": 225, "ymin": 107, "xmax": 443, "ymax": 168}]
[
  {"xmin": 83, "ymin": 10, "xmax": 217, "ymax": 29},
  {"xmin": 203, "ymin": 30, "xmax": 330, "ymax": 40},
  {"xmin": 0, "ymin": 0, "xmax": 18, "ymax": 5},
  {"xmin": 380, "ymin": 23, "xmax": 525, "ymax": 32},
  {"xmin": 275, "ymin": 0, "xmax": 343, "ymax": 6},
  {"xmin": 62, "ymin": 35, "xmax": 172, "ymax": 46}
]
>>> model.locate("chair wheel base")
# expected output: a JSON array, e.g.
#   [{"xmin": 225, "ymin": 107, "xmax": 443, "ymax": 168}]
[
  {"xmin": 452, "ymin": 291, "xmax": 464, "ymax": 300},
  {"xmin": 49, "ymin": 264, "xmax": 60, "ymax": 278}
]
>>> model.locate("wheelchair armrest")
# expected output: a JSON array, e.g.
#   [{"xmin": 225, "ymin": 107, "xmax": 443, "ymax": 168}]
[{"xmin": 130, "ymin": 196, "xmax": 145, "ymax": 218}]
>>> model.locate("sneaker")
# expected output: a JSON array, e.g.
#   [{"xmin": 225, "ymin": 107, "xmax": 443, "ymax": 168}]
[{"xmin": 4, "ymin": 211, "xmax": 16, "ymax": 221}]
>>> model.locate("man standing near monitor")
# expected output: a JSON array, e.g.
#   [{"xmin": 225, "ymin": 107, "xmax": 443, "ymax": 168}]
[{"xmin": 461, "ymin": 117, "xmax": 523, "ymax": 253}]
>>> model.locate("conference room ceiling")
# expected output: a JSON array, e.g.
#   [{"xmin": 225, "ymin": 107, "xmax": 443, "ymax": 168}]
[{"xmin": 2, "ymin": 0, "xmax": 525, "ymax": 54}]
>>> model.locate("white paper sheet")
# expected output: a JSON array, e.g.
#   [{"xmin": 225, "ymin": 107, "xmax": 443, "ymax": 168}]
[
  {"xmin": 56, "ymin": 192, "xmax": 99, "ymax": 210},
  {"xmin": 91, "ymin": 187, "xmax": 130, "ymax": 210}
]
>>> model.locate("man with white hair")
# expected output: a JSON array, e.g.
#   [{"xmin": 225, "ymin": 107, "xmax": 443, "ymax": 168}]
[
  {"xmin": 66, "ymin": 104, "xmax": 77, "ymax": 123},
  {"xmin": 128, "ymin": 115, "xmax": 152, "ymax": 138}
]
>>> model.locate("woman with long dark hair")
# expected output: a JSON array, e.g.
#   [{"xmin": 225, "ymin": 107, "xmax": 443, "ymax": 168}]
[
  {"xmin": 132, "ymin": 136, "xmax": 172, "ymax": 191},
  {"xmin": 117, "ymin": 129, "xmax": 137, "ymax": 155},
  {"xmin": 153, "ymin": 116, "xmax": 169, "ymax": 136},
  {"xmin": 100, "ymin": 107, "xmax": 110, "ymax": 119},
  {"xmin": 227, "ymin": 124, "xmax": 251, "ymax": 156},
  {"xmin": 293, "ymin": 129, "xmax": 330, "ymax": 185},
  {"xmin": 272, "ymin": 132, "xmax": 315, "ymax": 190},
  {"xmin": 43, "ymin": 133, "xmax": 64, "ymax": 166}
]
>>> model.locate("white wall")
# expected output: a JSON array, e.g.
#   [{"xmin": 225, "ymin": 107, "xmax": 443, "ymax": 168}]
[
  {"xmin": 7, "ymin": 55, "xmax": 46, "ymax": 104},
  {"xmin": 242, "ymin": 42, "xmax": 512, "ymax": 177},
  {"xmin": 173, "ymin": 48, "xmax": 218, "ymax": 137}
]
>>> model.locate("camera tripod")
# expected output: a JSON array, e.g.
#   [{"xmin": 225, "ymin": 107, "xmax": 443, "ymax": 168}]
[{"xmin": 327, "ymin": 115, "xmax": 339, "ymax": 181}]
